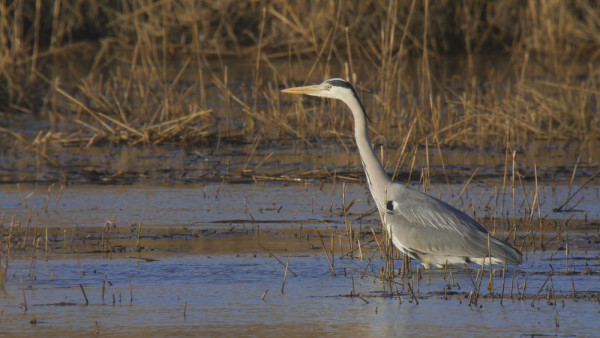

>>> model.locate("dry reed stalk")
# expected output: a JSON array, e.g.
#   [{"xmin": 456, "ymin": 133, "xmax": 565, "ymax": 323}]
[
  {"xmin": 44, "ymin": 183, "xmax": 54, "ymax": 213},
  {"xmin": 565, "ymin": 224, "xmax": 570, "ymax": 273},
  {"xmin": 342, "ymin": 183, "xmax": 351, "ymax": 250},
  {"xmin": 464, "ymin": 264, "xmax": 476, "ymax": 289},
  {"xmin": 555, "ymin": 169, "xmax": 600, "ymax": 212},
  {"xmin": 281, "ymin": 254, "xmax": 290, "ymax": 293},
  {"xmin": 106, "ymin": 215, "xmax": 115, "ymax": 257},
  {"xmin": 2, "ymin": 218, "xmax": 15, "ymax": 288},
  {"xmin": 443, "ymin": 263, "xmax": 448, "ymax": 281},
  {"xmin": 357, "ymin": 238, "xmax": 363, "ymax": 260},
  {"xmin": 383, "ymin": 225, "xmax": 395, "ymax": 280},
  {"xmin": 129, "ymin": 272, "xmax": 133, "ymax": 303},
  {"xmin": 510, "ymin": 271, "xmax": 515, "ymax": 299},
  {"xmin": 22, "ymin": 209, "xmax": 31, "ymax": 249},
  {"xmin": 17, "ymin": 185, "xmax": 34, "ymax": 207},
  {"xmin": 369, "ymin": 227, "xmax": 384, "ymax": 259},
  {"xmin": 253, "ymin": 7, "xmax": 267, "ymax": 113},
  {"xmin": 487, "ymin": 235, "xmax": 494, "ymax": 294},
  {"xmin": 500, "ymin": 262, "xmax": 506, "ymax": 305},
  {"xmin": 568, "ymin": 155, "xmax": 580, "ymax": 198},
  {"xmin": 79, "ymin": 284, "xmax": 89, "ymax": 306},
  {"xmin": 475, "ymin": 261, "xmax": 485, "ymax": 304},
  {"xmin": 356, "ymin": 249, "xmax": 378, "ymax": 280},
  {"xmin": 520, "ymin": 275, "xmax": 527, "ymax": 301},
  {"xmin": 261, "ymin": 289, "xmax": 268, "ymax": 301},
  {"xmin": 330, "ymin": 232, "xmax": 335, "ymax": 267},
  {"xmin": 511, "ymin": 150, "xmax": 517, "ymax": 239},
  {"xmin": 392, "ymin": 276, "xmax": 402, "ymax": 304},
  {"xmin": 406, "ymin": 279, "xmax": 419, "ymax": 305},
  {"xmin": 258, "ymin": 244, "xmax": 297, "ymax": 276},
  {"xmin": 530, "ymin": 273, "xmax": 552, "ymax": 307},
  {"xmin": 391, "ymin": 120, "xmax": 415, "ymax": 181},
  {"xmin": 28, "ymin": 233, "xmax": 37, "ymax": 288},
  {"xmin": 416, "ymin": 266, "xmax": 421, "ymax": 296},
  {"xmin": 136, "ymin": 222, "xmax": 142, "ymax": 267},
  {"xmin": 21, "ymin": 278, "xmax": 27, "ymax": 312},
  {"xmin": 422, "ymin": 140, "xmax": 430, "ymax": 193},
  {"xmin": 454, "ymin": 169, "xmax": 479, "ymax": 207},
  {"xmin": 44, "ymin": 227, "xmax": 48, "ymax": 260},
  {"xmin": 70, "ymin": 227, "xmax": 75, "ymax": 252},
  {"xmin": 102, "ymin": 274, "xmax": 107, "ymax": 302},
  {"xmin": 28, "ymin": 214, "xmax": 37, "ymax": 253},
  {"xmin": 318, "ymin": 231, "xmax": 336, "ymax": 276},
  {"xmin": 533, "ymin": 164, "xmax": 543, "ymax": 248}
]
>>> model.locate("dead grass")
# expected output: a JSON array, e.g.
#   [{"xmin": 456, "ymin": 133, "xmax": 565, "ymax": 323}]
[{"xmin": 0, "ymin": 0, "xmax": 599, "ymax": 153}]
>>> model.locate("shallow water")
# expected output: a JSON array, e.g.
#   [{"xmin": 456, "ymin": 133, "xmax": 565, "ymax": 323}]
[
  {"xmin": 1, "ymin": 180, "xmax": 599, "ymax": 335},
  {"xmin": 1, "ymin": 179, "xmax": 599, "ymax": 229},
  {"xmin": 2, "ymin": 252, "xmax": 599, "ymax": 336}
]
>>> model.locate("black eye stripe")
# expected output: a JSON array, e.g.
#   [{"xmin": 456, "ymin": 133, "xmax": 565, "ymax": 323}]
[
  {"xmin": 327, "ymin": 79, "xmax": 352, "ymax": 89},
  {"xmin": 326, "ymin": 79, "xmax": 369, "ymax": 121}
]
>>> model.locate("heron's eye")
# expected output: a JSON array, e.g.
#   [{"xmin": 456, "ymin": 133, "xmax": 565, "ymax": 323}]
[{"xmin": 325, "ymin": 84, "xmax": 332, "ymax": 90}]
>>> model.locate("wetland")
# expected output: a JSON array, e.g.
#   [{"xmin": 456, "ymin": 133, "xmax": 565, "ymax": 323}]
[{"xmin": 2, "ymin": 1, "xmax": 600, "ymax": 336}]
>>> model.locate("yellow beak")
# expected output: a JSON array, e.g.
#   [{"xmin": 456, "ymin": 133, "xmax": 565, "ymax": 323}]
[{"xmin": 281, "ymin": 84, "xmax": 323, "ymax": 95}]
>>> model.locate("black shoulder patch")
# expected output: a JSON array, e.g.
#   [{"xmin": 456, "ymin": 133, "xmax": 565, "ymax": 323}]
[{"xmin": 386, "ymin": 200, "xmax": 394, "ymax": 211}]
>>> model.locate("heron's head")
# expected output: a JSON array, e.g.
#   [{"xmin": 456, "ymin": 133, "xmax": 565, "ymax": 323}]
[{"xmin": 281, "ymin": 78, "xmax": 356, "ymax": 101}]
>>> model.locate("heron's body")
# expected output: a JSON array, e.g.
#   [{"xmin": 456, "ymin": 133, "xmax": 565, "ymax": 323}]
[{"xmin": 282, "ymin": 78, "xmax": 522, "ymax": 268}]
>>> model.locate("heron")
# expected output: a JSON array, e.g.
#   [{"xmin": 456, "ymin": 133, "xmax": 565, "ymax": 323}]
[{"xmin": 282, "ymin": 78, "xmax": 522, "ymax": 268}]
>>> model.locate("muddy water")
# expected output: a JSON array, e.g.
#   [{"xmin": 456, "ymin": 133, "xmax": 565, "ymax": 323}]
[{"xmin": 1, "ymin": 180, "xmax": 599, "ymax": 336}]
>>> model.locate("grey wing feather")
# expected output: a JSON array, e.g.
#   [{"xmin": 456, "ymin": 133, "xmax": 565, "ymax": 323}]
[{"xmin": 385, "ymin": 184, "xmax": 522, "ymax": 264}]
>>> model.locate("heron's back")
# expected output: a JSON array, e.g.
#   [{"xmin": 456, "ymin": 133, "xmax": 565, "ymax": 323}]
[{"xmin": 383, "ymin": 184, "xmax": 522, "ymax": 268}]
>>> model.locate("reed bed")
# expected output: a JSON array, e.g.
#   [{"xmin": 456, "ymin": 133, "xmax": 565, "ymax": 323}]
[{"xmin": 0, "ymin": 0, "xmax": 599, "ymax": 156}]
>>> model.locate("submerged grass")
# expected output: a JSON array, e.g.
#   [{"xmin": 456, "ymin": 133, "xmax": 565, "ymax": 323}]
[{"xmin": 0, "ymin": 0, "xmax": 599, "ymax": 156}]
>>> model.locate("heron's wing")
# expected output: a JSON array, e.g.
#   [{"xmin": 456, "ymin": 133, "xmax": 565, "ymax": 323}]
[{"xmin": 384, "ymin": 184, "xmax": 521, "ymax": 262}]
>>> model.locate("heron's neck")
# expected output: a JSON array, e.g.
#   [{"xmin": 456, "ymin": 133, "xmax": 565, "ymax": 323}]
[{"xmin": 343, "ymin": 96, "xmax": 391, "ymax": 213}]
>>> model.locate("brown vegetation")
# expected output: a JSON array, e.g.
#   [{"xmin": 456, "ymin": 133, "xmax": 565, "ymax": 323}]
[{"xmin": 0, "ymin": 0, "xmax": 599, "ymax": 152}]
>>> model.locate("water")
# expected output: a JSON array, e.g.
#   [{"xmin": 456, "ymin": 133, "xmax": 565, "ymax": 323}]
[
  {"xmin": 1, "ymin": 179, "xmax": 599, "ymax": 229},
  {"xmin": 0, "ymin": 181, "xmax": 599, "ymax": 335},
  {"xmin": 2, "ymin": 253, "xmax": 599, "ymax": 336}
]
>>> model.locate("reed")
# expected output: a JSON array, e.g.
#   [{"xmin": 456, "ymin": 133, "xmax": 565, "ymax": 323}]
[
  {"xmin": 318, "ymin": 230, "xmax": 336, "ymax": 276},
  {"xmin": 79, "ymin": 284, "xmax": 89, "ymax": 306},
  {"xmin": 281, "ymin": 254, "xmax": 290, "ymax": 293},
  {"xmin": 102, "ymin": 274, "xmax": 107, "ymax": 302},
  {"xmin": 259, "ymin": 243, "xmax": 297, "ymax": 276},
  {"xmin": 129, "ymin": 272, "xmax": 133, "ymax": 303},
  {"xmin": 20, "ymin": 278, "xmax": 27, "ymax": 312},
  {"xmin": 261, "ymin": 289, "xmax": 268, "ymax": 301},
  {"xmin": 1, "ymin": 0, "xmax": 598, "ymax": 155}
]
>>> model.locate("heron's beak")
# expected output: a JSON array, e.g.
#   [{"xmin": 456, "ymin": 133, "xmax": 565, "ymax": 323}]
[{"xmin": 281, "ymin": 84, "xmax": 323, "ymax": 95}]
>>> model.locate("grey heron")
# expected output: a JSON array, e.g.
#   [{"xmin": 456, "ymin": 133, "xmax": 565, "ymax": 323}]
[{"xmin": 282, "ymin": 78, "xmax": 522, "ymax": 268}]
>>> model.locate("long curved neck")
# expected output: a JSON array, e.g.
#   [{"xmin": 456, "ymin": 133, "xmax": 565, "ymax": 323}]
[{"xmin": 341, "ymin": 95, "xmax": 391, "ymax": 214}]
